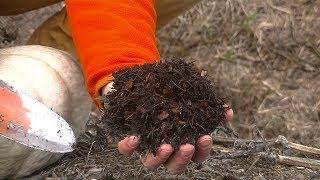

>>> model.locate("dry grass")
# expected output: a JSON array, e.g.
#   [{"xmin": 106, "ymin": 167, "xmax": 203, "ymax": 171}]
[
  {"xmin": 1, "ymin": 0, "xmax": 320, "ymax": 179},
  {"xmin": 158, "ymin": 0, "xmax": 320, "ymax": 146}
]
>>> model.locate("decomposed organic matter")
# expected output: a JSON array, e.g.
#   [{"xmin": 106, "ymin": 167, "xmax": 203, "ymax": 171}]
[{"xmin": 100, "ymin": 58, "xmax": 230, "ymax": 154}]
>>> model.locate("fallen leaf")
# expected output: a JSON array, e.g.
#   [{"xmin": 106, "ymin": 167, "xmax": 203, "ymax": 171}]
[
  {"xmin": 124, "ymin": 79, "xmax": 133, "ymax": 90},
  {"xmin": 178, "ymin": 120, "xmax": 187, "ymax": 125},
  {"xmin": 158, "ymin": 111, "xmax": 169, "ymax": 120},
  {"xmin": 124, "ymin": 111, "xmax": 134, "ymax": 120},
  {"xmin": 137, "ymin": 106, "xmax": 147, "ymax": 114}
]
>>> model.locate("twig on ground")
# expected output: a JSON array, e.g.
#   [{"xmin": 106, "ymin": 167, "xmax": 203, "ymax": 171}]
[
  {"xmin": 213, "ymin": 135, "xmax": 320, "ymax": 157},
  {"xmin": 278, "ymin": 155, "xmax": 320, "ymax": 170},
  {"xmin": 275, "ymin": 135, "xmax": 320, "ymax": 157},
  {"xmin": 211, "ymin": 135, "xmax": 320, "ymax": 170}
]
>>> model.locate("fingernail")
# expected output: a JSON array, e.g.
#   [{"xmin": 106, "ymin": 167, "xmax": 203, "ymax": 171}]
[
  {"xmin": 159, "ymin": 147, "xmax": 173, "ymax": 157},
  {"xmin": 201, "ymin": 139, "xmax": 212, "ymax": 148},
  {"xmin": 128, "ymin": 136, "xmax": 139, "ymax": 148},
  {"xmin": 180, "ymin": 144, "xmax": 194, "ymax": 157},
  {"xmin": 181, "ymin": 151, "xmax": 193, "ymax": 158},
  {"xmin": 159, "ymin": 150, "xmax": 170, "ymax": 158},
  {"xmin": 199, "ymin": 136, "xmax": 212, "ymax": 147}
]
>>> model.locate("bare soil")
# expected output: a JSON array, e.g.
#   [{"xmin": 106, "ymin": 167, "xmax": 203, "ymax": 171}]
[{"xmin": 1, "ymin": 0, "xmax": 320, "ymax": 179}]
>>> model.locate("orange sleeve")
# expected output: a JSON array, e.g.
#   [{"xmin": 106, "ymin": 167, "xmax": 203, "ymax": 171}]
[{"xmin": 65, "ymin": 0, "xmax": 160, "ymax": 105}]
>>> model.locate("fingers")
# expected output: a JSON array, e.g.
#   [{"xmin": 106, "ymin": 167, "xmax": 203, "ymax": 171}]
[
  {"xmin": 141, "ymin": 144, "xmax": 174, "ymax": 170},
  {"xmin": 226, "ymin": 108, "xmax": 234, "ymax": 122},
  {"xmin": 119, "ymin": 107, "xmax": 234, "ymax": 174},
  {"xmin": 164, "ymin": 144, "xmax": 195, "ymax": 175},
  {"xmin": 118, "ymin": 136, "xmax": 140, "ymax": 155},
  {"xmin": 191, "ymin": 135, "xmax": 212, "ymax": 163},
  {"xmin": 141, "ymin": 136, "xmax": 212, "ymax": 172}
]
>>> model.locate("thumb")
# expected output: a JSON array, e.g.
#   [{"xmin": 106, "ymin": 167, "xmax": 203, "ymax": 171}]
[{"xmin": 101, "ymin": 81, "xmax": 115, "ymax": 95}]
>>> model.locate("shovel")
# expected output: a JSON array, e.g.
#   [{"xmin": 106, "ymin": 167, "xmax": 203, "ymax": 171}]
[{"xmin": 0, "ymin": 79, "xmax": 75, "ymax": 153}]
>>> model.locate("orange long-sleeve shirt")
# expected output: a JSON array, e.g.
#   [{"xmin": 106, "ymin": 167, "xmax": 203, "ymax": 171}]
[{"xmin": 65, "ymin": 0, "xmax": 160, "ymax": 105}]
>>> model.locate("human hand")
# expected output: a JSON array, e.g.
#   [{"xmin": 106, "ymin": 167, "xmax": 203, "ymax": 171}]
[{"xmin": 101, "ymin": 82, "xmax": 233, "ymax": 175}]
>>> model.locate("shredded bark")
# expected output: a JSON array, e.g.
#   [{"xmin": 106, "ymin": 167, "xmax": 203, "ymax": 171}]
[{"xmin": 100, "ymin": 58, "xmax": 229, "ymax": 154}]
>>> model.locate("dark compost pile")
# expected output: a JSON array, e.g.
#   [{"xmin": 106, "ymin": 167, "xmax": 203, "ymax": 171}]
[{"xmin": 100, "ymin": 58, "xmax": 230, "ymax": 154}]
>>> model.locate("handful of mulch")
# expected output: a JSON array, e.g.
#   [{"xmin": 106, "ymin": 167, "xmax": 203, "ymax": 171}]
[{"xmin": 100, "ymin": 58, "xmax": 230, "ymax": 154}]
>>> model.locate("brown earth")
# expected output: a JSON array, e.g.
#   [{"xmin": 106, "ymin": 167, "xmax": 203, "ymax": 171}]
[{"xmin": 1, "ymin": 0, "xmax": 320, "ymax": 179}]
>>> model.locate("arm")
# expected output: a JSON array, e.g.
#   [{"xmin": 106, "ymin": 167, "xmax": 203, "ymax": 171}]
[{"xmin": 65, "ymin": 0, "xmax": 160, "ymax": 106}]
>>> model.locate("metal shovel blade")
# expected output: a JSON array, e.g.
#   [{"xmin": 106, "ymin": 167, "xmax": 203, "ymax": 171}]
[{"xmin": 0, "ymin": 79, "xmax": 75, "ymax": 153}]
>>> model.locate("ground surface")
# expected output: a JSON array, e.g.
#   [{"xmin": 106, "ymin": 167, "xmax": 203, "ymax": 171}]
[{"xmin": 1, "ymin": 0, "xmax": 320, "ymax": 179}]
